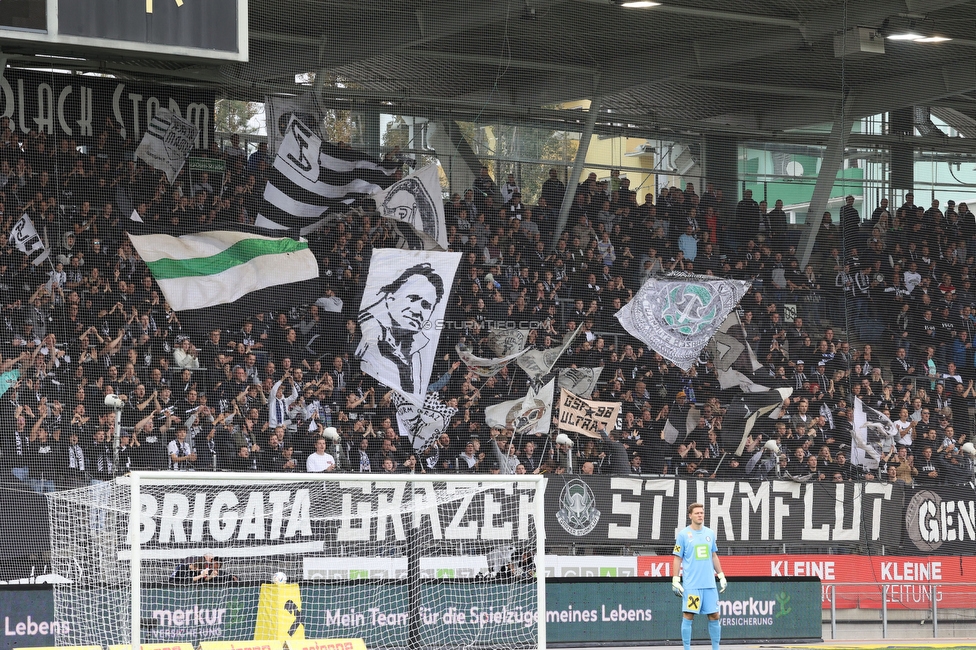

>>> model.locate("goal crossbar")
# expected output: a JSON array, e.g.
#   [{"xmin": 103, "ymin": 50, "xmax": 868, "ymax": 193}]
[{"xmin": 53, "ymin": 472, "xmax": 547, "ymax": 650}]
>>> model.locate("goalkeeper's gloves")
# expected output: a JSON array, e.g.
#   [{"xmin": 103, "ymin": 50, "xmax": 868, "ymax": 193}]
[
  {"xmin": 717, "ymin": 572, "xmax": 727, "ymax": 593},
  {"xmin": 671, "ymin": 575, "xmax": 684, "ymax": 597}
]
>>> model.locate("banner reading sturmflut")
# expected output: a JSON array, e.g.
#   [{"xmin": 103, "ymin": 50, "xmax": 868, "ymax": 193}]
[
  {"xmin": 556, "ymin": 388, "xmax": 621, "ymax": 439},
  {"xmin": 615, "ymin": 275, "xmax": 752, "ymax": 371}
]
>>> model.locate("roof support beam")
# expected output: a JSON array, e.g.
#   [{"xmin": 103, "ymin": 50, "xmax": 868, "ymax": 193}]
[
  {"xmin": 521, "ymin": 0, "xmax": 972, "ymax": 106},
  {"xmin": 798, "ymin": 113, "xmax": 854, "ymax": 270},
  {"xmin": 398, "ymin": 49, "xmax": 599, "ymax": 77},
  {"xmin": 755, "ymin": 58, "xmax": 976, "ymax": 131},
  {"xmin": 552, "ymin": 96, "xmax": 602, "ymax": 251}
]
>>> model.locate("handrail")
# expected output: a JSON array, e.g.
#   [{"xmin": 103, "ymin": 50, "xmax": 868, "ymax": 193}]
[{"xmin": 824, "ymin": 581, "xmax": 950, "ymax": 640}]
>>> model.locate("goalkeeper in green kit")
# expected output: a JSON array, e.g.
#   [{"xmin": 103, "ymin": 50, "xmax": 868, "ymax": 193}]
[{"xmin": 671, "ymin": 502, "xmax": 726, "ymax": 650}]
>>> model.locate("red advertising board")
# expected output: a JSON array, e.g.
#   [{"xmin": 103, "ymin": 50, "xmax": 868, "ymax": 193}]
[{"xmin": 638, "ymin": 555, "xmax": 976, "ymax": 609}]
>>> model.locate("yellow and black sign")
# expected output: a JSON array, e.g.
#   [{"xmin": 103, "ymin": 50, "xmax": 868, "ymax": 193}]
[{"xmin": 255, "ymin": 583, "xmax": 305, "ymax": 641}]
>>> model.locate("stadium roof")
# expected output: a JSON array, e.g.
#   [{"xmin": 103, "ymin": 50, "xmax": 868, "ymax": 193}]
[{"xmin": 4, "ymin": 0, "xmax": 976, "ymax": 139}]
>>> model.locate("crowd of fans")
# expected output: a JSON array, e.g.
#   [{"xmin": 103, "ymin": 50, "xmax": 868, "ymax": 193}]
[{"xmin": 0, "ymin": 111, "xmax": 973, "ymax": 493}]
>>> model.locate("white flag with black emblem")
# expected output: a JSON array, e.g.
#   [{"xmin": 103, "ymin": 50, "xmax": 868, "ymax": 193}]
[
  {"xmin": 456, "ymin": 343, "xmax": 527, "ymax": 378},
  {"xmin": 370, "ymin": 164, "xmax": 448, "ymax": 250},
  {"xmin": 709, "ymin": 311, "xmax": 767, "ymax": 391},
  {"xmin": 485, "ymin": 327, "xmax": 530, "ymax": 357},
  {"xmin": 484, "ymin": 380, "xmax": 555, "ymax": 436},
  {"xmin": 266, "ymin": 92, "xmax": 326, "ymax": 156},
  {"xmin": 518, "ymin": 321, "xmax": 584, "ymax": 380},
  {"xmin": 556, "ymin": 388, "xmax": 621, "ymax": 439},
  {"xmin": 9, "ymin": 214, "xmax": 49, "ymax": 266},
  {"xmin": 256, "ymin": 115, "xmax": 400, "ymax": 235},
  {"xmin": 393, "ymin": 391, "xmax": 458, "ymax": 454},
  {"xmin": 852, "ymin": 396, "xmax": 897, "ymax": 470},
  {"xmin": 134, "ymin": 108, "xmax": 199, "ymax": 184},
  {"xmin": 558, "ymin": 367, "xmax": 604, "ymax": 399},
  {"xmin": 615, "ymin": 275, "xmax": 752, "ymax": 371}
]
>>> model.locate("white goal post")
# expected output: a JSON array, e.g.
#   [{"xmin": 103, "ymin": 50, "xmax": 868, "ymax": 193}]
[{"xmin": 47, "ymin": 472, "xmax": 547, "ymax": 650}]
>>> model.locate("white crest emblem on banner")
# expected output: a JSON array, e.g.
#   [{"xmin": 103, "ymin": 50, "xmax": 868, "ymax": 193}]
[
  {"xmin": 371, "ymin": 164, "xmax": 448, "ymax": 251},
  {"xmin": 615, "ymin": 275, "xmax": 752, "ymax": 371}
]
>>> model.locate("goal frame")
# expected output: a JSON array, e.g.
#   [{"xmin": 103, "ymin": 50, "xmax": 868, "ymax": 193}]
[{"xmin": 122, "ymin": 471, "xmax": 547, "ymax": 650}]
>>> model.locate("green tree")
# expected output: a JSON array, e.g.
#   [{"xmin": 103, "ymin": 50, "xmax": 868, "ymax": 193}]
[
  {"xmin": 458, "ymin": 121, "xmax": 578, "ymax": 203},
  {"xmin": 215, "ymin": 99, "xmax": 261, "ymax": 135},
  {"xmin": 301, "ymin": 72, "xmax": 367, "ymax": 145}
]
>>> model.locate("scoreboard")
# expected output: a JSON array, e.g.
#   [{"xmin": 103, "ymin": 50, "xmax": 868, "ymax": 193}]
[{"xmin": 0, "ymin": 0, "xmax": 247, "ymax": 62}]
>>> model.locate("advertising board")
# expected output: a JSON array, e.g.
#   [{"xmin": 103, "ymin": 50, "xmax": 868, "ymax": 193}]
[
  {"xmin": 638, "ymin": 554, "xmax": 976, "ymax": 609},
  {"xmin": 0, "ymin": 586, "xmax": 60, "ymax": 650},
  {"xmin": 4, "ymin": 579, "xmax": 821, "ymax": 648},
  {"xmin": 546, "ymin": 578, "xmax": 820, "ymax": 644}
]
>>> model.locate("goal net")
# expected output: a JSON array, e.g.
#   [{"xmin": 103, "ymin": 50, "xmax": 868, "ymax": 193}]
[{"xmin": 46, "ymin": 472, "xmax": 546, "ymax": 650}]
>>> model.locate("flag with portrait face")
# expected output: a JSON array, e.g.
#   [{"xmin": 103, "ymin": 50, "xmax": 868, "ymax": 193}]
[
  {"xmin": 370, "ymin": 164, "xmax": 447, "ymax": 250},
  {"xmin": 356, "ymin": 249, "xmax": 461, "ymax": 398}
]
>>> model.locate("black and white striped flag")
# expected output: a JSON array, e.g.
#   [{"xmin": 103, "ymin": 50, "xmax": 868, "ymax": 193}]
[{"xmin": 256, "ymin": 115, "xmax": 401, "ymax": 235}]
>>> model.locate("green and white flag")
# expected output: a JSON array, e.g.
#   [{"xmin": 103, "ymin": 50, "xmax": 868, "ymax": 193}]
[{"xmin": 127, "ymin": 229, "xmax": 318, "ymax": 312}]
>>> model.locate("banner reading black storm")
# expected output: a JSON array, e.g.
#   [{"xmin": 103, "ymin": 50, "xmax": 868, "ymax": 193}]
[
  {"xmin": 0, "ymin": 68, "xmax": 214, "ymax": 149},
  {"xmin": 545, "ymin": 476, "xmax": 904, "ymax": 548}
]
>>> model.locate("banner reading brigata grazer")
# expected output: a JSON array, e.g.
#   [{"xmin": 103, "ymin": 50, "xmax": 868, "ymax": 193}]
[
  {"xmin": 119, "ymin": 480, "xmax": 539, "ymax": 560},
  {"xmin": 638, "ymin": 554, "xmax": 976, "ymax": 610},
  {"xmin": 0, "ymin": 68, "xmax": 214, "ymax": 149},
  {"xmin": 557, "ymin": 389, "xmax": 621, "ymax": 439}
]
